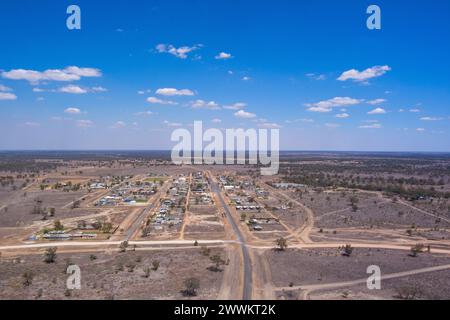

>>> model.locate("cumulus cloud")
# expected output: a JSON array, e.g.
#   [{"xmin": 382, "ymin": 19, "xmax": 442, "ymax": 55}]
[
  {"xmin": 335, "ymin": 113, "xmax": 350, "ymax": 118},
  {"xmin": 416, "ymin": 128, "xmax": 425, "ymax": 132},
  {"xmin": 409, "ymin": 108, "xmax": 421, "ymax": 113},
  {"xmin": 1, "ymin": 66, "xmax": 101, "ymax": 83},
  {"xmin": 234, "ymin": 110, "xmax": 256, "ymax": 119},
  {"xmin": 155, "ymin": 88, "xmax": 195, "ymax": 96},
  {"xmin": 58, "ymin": 85, "xmax": 88, "ymax": 94},
  {"xmin": 242, "ymin": 76, "xmax": 251, "ymax": 81},
  {"xmin": 0, "ymin": 92, "xmax": 17, "ymax": 100},
  {"xmin": 155, "ymin": 44, "xmax": 202, "ymax": 59},
  {"xmin": 191, "ymin": 100, "xmax": 220, "ymax": 110},
  {"xmin": 337, "ymin": 65, "xmax": 391, "ymax": 82},
  {"xmin": 367, "ymin": 107, "xmax": 387, "ymax": 115},
  {"xmin": 215, "ymin": 52, "xmax": 233, "ymax": 60},
  {"xmin": 211, "ymin": 118, "xmax": 222, "ymax": 123},
  {"xmin": 367, "ymin": 98, "xmax": 386, "ymax": 105},
  {"xmin": 0, "ymin": 84, "xmax": 12, "ymax": 92},
  {"xmin": 146, "ymin": 96, "xmax": 178, "ymax": 105},
  {"xmin": 306, "ymin": 97, "xmax": 362, "ymax": 112},
  {"xmin": 64, "ymin": 107, "xmax": 82, "ymax": 114},
  {"xmin": 223, "ymin": 102, "xmax": 247, "ymax": 110}
]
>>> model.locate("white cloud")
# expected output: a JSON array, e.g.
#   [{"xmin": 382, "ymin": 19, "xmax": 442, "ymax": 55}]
[
  {"xmin": 215, "ymin": 52, "xmax": 233, "ymax": 60},
  {"xmin": 420, "ymin": 116, "xmax": 443, "ymax": 121},
  {"xmin": 155, "ymin": 88, "xmax": 195, "ymax": 96},
  {"xmin": 163, "ymin": 120, "xmax": 182, "ymax": 127},
  {"xmin": 0, "ymin": 84, "xmax": 12, "ymax": 92},
  {"xmin": 242, "ymin": 76, "xmax": 251, "ymax": 81},
  {"xmin": 91, "ymin": 86, "xmax": 107, "ymax": 92},
  {"xmin": 325, "ymin": 123, "xmax": 340, "ymax": 128},
  {"xmin": 146, "ymin": 96, "xmax": 178, "ymax": 105},
  {"xmin": 211, "ymin": 118, "xmax": 222, "ymax": 123},
  {"xmin": 335, "ymin": 113, "xmax": 350, "ymax": 118},
  {"xmin": 234, "ymin": 110, "xmax": 256, "ymax": 119},
  {"xmin": 58, "ymin": 85, "xmax": 88, "ymax": 94},
  {"xmin": 305, "ymin": 73, "xmax": 326, "ymax": 80},
  {"xmin": 359, "ymin": 123, "xmax": 382, "ymax": 129},
  {"xmin": 306, "ymin": 97, "xmax": 362, "ymax": 112},
  {"xmin": 64, "ymin": 107, "xmax": 82, "ymax": 114},
  {"xmin": 0, "ymin": 92, "xmax": 17, "ymax": 100},
  {"xmin": 76, "ymin": 120, "xmax": 94, "ymax": 128},
  {"xmin": 416, "ymin": 128, "xmax": 425, "ymax": 132},
  {"xmin": 155, "ymin": 43, "xmax": 202, "ymax": 59},
  {"xmin": 367, "ymin": 98, "xmax": 386, "ymax": 105},
  {"xmin": 259, "ymin": 122, "xmax": 282, "ymax": 129},
  {"xmin": 191, "ymin": 100, "xmax": 220, "ymax": 110},
  {"xmin": 367, "ymin": 107, "xmax": 387, "ymax": 115},
  {"xmin": 1, "ymin": 66, "xmax": 101, "ymax": 83},
  {"xmin": 337, "ymin": 65, "xmax": 391, "ymax": 82},
  {"xmin": 409, "ymin": 108, "xmax": 421, "ymax": 113},
  {"xmin": 64, "ymin": 66, "xmax": 102, "ymax": 78},
  {"xmin": 223, "ymin": 102, "xmax": 247, "ymax": 110}
]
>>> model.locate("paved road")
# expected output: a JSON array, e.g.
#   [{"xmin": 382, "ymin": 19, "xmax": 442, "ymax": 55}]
[{"xmin": 208, "ymin": 173, "xmax": 253, "ymax": 300}]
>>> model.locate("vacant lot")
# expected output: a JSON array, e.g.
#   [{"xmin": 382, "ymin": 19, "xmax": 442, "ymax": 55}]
[{"xmin": 0, "ymin": 248, "xmax": 225, "ymax": 300}]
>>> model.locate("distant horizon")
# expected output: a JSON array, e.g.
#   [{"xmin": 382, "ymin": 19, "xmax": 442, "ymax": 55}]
[{"xmin": 1, "ymin": 149, "xmax": 450, "ymax": 154}]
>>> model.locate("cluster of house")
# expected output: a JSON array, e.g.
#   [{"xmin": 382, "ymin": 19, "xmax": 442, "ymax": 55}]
[
  {"xmin": 151, "ymin": 176, "xmax": 188, "ymax": 230},
  {"xmin": 219, "ymin": 176, "xmax": 239, "ymax": 191},
  {"xmin": 95, "ymin": 181, "xmax": 157, "ymax": 206},
  {"xmin": 190, "ymin": 172, "xmax": 213, "ymax": 205}
]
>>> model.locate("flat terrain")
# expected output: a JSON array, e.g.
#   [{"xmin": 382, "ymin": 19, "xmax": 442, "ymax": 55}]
[{"xmin": 1, "ymin": 151, "xmax": 450, "ymax": 300}]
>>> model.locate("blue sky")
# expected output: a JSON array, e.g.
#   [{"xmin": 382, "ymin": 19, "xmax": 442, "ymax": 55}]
[{"xmin": 1, "ymin": 0, "xmax": 450, "ymax": 151}]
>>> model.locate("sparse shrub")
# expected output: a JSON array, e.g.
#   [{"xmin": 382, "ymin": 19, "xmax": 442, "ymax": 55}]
[
  {"xmin": 152, "ymin": 260, "xmax": 160, "ymax": 271},
  {"xmin": 341, "ymin": 244, "xmax": 353, "ymax": 257},
  {"xmin": 119, "ymin": 241, "xmax": 128, "ymax": 253},
  {"xmin": 275, "ymin": 237, "xmax": 288, "ymax": 251},
  {"xmin": 22, "ymin": 271, "xmax": 34, "ymax": 287},
  {"xmin": 409, "ymin": 244, "xmax": 425, "ymax": 257},
  {"xmin": 183, "ymin": 277, "xmax": 200, "ymax": 297},
  {"xmin": 143, "ymin": 266, "xmax": 151, "ymax": 278},
  {"xmin": 44, "ymin": 247, "xmax": 57, "ymax": 263}
]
